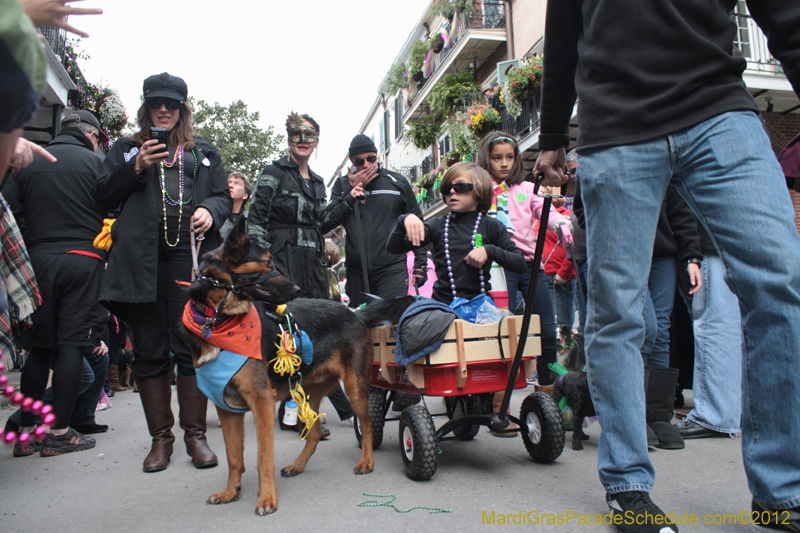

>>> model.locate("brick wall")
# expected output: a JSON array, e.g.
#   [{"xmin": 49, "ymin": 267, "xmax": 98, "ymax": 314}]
[{"xmin": 762, "ymin": 112, "xmax": 800, "ymax": 156}]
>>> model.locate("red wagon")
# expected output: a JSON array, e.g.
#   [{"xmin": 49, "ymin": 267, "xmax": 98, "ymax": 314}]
[{"xmin": 355, "ymin": 314, "xmax": 565, "ymax": 481}]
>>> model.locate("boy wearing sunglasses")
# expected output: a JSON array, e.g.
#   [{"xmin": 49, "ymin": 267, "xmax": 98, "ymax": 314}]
[{"xmin": 327, "ymin": 134, "xmax": 428, "ymax": 308}]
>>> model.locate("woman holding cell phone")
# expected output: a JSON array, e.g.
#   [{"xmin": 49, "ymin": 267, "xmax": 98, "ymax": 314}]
[{"xmin": 93, "ymin": 72, "xmax": 231, "ymax": 474}]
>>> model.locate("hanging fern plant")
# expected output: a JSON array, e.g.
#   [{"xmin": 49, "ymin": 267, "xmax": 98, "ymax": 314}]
[
  {"xmin": 404, "ymin": 117, "xmax": 441, "ymax": 150},
  {"xmin": 427, "ymin": 71, "xmax": 481, "ymax": 120}
]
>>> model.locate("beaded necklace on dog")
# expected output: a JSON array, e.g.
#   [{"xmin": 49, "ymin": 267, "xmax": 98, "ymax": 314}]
[
  {"xmin": 443, "ymin": 211, "xmax": 485, "ymax": 299},
  {"xmin": 158, "ymin": 145, "xmax": 196, "ymax": 247},
  {"xmin": 0, "ymin": 362, "xmax": 54, "ymax": 446}
]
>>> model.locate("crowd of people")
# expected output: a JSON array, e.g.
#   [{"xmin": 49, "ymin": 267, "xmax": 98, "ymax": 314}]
[{"xmin": 2, "ymin": 1, "xmax": 800, "ymax": 533}]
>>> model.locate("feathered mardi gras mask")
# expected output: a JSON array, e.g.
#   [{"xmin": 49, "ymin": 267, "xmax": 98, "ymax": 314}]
[{"xmin": 286, "ymin": 112, "xmax": 318, "ymax": 144}]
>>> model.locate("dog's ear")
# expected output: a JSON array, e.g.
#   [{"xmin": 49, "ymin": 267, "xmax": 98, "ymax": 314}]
[{"xmin": 222, "ymin": 213, "xmax": 250, "ymax": 262}]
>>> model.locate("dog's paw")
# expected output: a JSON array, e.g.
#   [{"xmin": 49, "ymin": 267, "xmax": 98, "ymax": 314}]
[
  {"xmin": 207, "ymin": 486, "xmax": 241, "ymax": 505},
  {"xmin": 255, "ymin": 500, "xmax": 277, "ymax": 516},
  {"xmin": 572, "ymin": 440, "xmax": 585, "ymax": 451},
  {"xmin": 198, "ymin": 346, "xmax": 221, "ymax": 366},
  {"xmin": 353, "ymin": 462, "xmax": 374, "ymax": 475},
  {"xmin": 280, "ymin": 465, "xmax": 302, "ymax": 477}
]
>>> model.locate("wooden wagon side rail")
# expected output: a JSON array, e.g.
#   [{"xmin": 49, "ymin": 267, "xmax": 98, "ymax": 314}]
[{"xmin": 371, "ymin": 315, "xmax": 542, "ymax": 390}]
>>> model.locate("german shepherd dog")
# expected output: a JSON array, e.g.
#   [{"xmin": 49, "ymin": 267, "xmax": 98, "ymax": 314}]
[
  {"xmin": 184, "ymin": 216, "xmax": 414, "ymax": 515},
  {"xmin": 551, "ymin": 325, "xmax": 595, "ymax": 450}
]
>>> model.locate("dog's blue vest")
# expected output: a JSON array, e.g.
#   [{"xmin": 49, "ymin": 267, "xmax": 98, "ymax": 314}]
[
  {"xmin": 195, "ymin": 331, "xmax": 315, "ymax": 413},
  {"xmin": 195, "ymin": 350, "xmax": 251, "ymax": 413}
]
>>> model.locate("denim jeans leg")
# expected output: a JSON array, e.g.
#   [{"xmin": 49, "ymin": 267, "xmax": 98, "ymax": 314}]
[
  {"xmin": 647, "ymin": 257, "xmax": 678, "ymax": 369},
  {"xmin": 505, "ymin": 262, "xmax": 532, "ymax": 316},
  {"xmin": 71, "ymin": 350, "xmax": 108, "ymax": 426},
  {"xmin": 580, "ymin": 141, "xmax": 672, "ymax": 494},
  {"xmin": 669, "ymin": 111, "xmax": 800, "ymax": 508},
  {"xmin": 686, "ymin": 253, "xmax": 742, "ymax": 435},
  {"xmin": 554, "ymin": 278, "xmax": 576, "ymax": 327},
  {"xmin": 531, "ymin": 271, "xmax": 557, "ymax": 385},
  {"xmin": 641, "ymin": 288, "xmax": 657, "ymax": 366}
]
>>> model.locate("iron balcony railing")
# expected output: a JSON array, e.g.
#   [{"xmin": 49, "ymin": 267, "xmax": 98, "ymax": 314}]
[
  {"xmin": 411, "ymin": 2, "xmax": 506, "ymax": 101},
  {"xmin": 732, "ymin": 13, "xmax": 785, "ymax": 77}
]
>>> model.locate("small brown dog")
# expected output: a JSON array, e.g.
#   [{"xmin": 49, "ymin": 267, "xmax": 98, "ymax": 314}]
[{"xmin": 183, "ymin": 215, "xmax": 413, "ymax": 515}]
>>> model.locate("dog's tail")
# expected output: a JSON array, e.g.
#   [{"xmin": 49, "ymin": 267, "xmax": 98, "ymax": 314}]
[{"xmin": 354, "ymin": 295, "xmax": 416, "ymax": 328}]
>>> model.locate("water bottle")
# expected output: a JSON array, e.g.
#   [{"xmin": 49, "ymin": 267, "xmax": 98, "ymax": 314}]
[{"xmin": 282, "ymin": 399, "xmax": 299, "ymax": 426}]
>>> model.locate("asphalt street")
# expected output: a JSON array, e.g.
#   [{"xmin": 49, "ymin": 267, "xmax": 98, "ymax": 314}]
[{"xmin": 0, "ymin": 373, "xmax": 754, "ymax": 533}]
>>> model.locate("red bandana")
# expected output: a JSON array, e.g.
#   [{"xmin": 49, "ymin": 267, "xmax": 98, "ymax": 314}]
[{"xmin": 182, "ymin": 302, "xmax": 263, "ymax": 360}]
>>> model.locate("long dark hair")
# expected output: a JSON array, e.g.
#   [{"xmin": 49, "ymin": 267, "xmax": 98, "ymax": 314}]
[
  {"xmin": 476, "ymin": 131, "xmax": 525, "ymax": 185},
  {"xmin": 132, "ymin": 101, "xmax": 195, "ymax": 149}
]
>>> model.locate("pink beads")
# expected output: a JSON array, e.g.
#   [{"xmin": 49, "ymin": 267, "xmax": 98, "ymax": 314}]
[{"xmin": 0, "ymin": 357, "xmax": 54, "ymax": 446}]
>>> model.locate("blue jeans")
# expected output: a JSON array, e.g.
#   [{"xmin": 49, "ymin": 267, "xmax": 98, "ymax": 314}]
[
  {"xmin": 686, "ymin": 253, "xmax": 742, "ymax": 435},
  {"xmin": 505, "ymin": 264, "xmax": 557, "ymax": 385},
  {"xmin": 546, "ymin": 274, "xmax": 576, "ymax": 327},
  {"xmin": 580, "ymin": 111, "xmax": 800, "ymax": 508},
  {"xmin": 643, "ymin": 257, "xmax": 677, "ymax": 369}
]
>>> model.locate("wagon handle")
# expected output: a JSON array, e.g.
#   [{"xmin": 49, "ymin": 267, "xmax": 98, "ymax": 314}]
[{"xmin": 494, "ymin": 174, "xmax": 561, "ymax": 426}]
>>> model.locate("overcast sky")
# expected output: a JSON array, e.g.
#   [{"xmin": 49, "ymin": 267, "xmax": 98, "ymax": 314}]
[{"xmin": 74, "ymin": 0, "xmax": 431, "ymax": 181}]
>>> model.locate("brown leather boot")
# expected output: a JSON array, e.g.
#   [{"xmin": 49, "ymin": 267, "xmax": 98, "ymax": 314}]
[
  {"xmin": 177, "ymin": 374, "xmax": 218, "ymax": 469},
  {"xmin": 491, "ymin": 391, "xmax": 520, "ymax": 437},
  {"xmin": 108, "ymin": 364, "xmax": 128, "ymax": 392},
  {"xmin": 137, "ymin": 375, "xmax": 175, "ymax": 472}
]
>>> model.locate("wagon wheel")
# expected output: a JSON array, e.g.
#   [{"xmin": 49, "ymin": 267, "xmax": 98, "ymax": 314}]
[
  {"xmin": 520, "ymin": 391, "xmax": 565, "ymax": 463},
  {"xmin": 355, "ymin": 388, "xmax": 388, "ymax": 449},
  {"xmin": 446, "ymin": 397, "xmax": 480, "ymax": 441},
  {"xmin": 398, "ymin": 404, "xmax": 438, "ymax": 481}
]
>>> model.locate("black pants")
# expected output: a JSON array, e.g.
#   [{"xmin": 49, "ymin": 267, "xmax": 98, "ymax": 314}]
[
  {"xmin": 125, "ymin": 221, "xmax": 194, "ymax": 379},
  {"xmin": 347, "ymin": 263, "xmax": 408, "ymax": 308}
]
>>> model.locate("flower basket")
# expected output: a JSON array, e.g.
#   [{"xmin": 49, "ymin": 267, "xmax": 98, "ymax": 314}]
[
  {"xmin": 461, "ymin": 103, "xmax": 501, "ymax": 138},
  {"xmin": 505, "ymin": 57, "xmax": 543, "ymax": 106}
]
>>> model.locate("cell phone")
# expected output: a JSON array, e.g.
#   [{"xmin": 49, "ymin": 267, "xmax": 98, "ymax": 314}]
[{"xmin": 150, "ymin": 127, "xmax": 169, "ymax": 153}]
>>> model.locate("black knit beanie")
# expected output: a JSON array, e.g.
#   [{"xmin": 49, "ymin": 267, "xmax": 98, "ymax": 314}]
[{"xmin": 349, "ymin": 134, "xmax": 378, "ymax": 157}]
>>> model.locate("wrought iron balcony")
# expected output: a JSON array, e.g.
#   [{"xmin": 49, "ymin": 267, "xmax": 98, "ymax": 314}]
[{"xmin": 732, "ymin": 13, "xmax": 785, "ymax": 77}]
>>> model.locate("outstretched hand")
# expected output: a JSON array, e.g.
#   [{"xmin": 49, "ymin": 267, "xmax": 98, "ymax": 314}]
[
  {"xmin": 11, "ymin": 137, "xmax": 56, "ymax": 170},
  {"xmin": 21, "ymin": 0, "xmax": 103, "ymax": 38}
]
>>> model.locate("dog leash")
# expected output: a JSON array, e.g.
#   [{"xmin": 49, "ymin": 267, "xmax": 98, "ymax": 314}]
[{"xmin": 190, "ymin": 226, "xmax": 203, "ymax": 281}]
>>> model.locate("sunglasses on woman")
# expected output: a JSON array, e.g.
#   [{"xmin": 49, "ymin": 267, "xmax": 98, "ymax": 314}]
[
  {"xmin": 145, "ymin": 98, "xmax": 182, "ymax": 111},
  {"xmin": 441, "ymin": 182, "xmax": 475, "ymax": 196},
  {"xmin": 353, "ymin": 154, "xmax": 377, "ymax": 167},
  {"xmin": 289, "ymin": 132, "xmax": 318, "ymax": 144}
]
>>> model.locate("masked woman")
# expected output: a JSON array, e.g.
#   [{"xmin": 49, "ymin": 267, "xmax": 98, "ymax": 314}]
[
  {"xmin": 92, "ymin": 73, "xmax": 232, "ymax": 473},
  {"xmin": 247, "ymin": 112, "xmax": 357, "ymax": 298}
]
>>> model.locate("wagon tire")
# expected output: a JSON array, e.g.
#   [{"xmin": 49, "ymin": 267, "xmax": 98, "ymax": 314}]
[
  {"xmin": 398, "ymin": 404, "xmax": 438, "ymax": 481},
  {"xmin": 356, "ymin": 388, "xmax": 388, "ymax": 449},
  {"xmin": 520, "ymin": 392, "xmax": 565, "ymax": 463}
]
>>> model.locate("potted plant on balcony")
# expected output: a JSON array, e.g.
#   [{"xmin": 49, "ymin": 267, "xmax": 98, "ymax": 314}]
[
  {"xmin": 431, "ymin": 0, "xmax": 475, "ymax": 20},
  {"xmin": 409, "ymin": 40, "xmax": 429, "ymax": 82},
  {"xmin": 462, "ymin": 103, "xmax": 501, "ymax": 138},
  {"xmin": 386, "ymin": 61, "xmax": 408, "ymax": 96},
  {"xmin": 429, "ymin": 31, "xmax": 445, "ymax": 54},
  {"xmin": 503, "ymin": 56, "xmax": 543, "ymax": 110},
  {"xmin": 428, "ymin": 71, "xmax": 481, "ymax": 120},
  {"xmin": 404, "ymin": 117, "xmax": 441, "ymax": 151}
]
